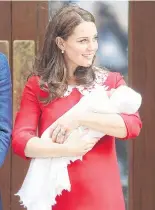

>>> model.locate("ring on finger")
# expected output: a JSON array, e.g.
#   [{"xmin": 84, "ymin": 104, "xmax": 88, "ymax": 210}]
[{"xmin": 61, "ymin": 130, "xmax": 66, "ymax": 136}]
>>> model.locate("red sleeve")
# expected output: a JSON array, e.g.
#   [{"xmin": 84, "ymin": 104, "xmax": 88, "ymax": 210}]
[
  {"xmin": 12, "ymin": 76, "xmax": 41, "ymax": 159},
  {"xmin": 114, "ymin": 73, "xmax": 142, "ymax": 140}
]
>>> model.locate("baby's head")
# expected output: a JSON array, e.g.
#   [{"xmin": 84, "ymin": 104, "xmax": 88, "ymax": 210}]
[{"xmin": 109, "ymin": 85, "xmax": 142, "ymax": 114}]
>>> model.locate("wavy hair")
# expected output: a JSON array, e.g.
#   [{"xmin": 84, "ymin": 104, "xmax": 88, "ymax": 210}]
[{"xmin": 33, "ymin": 4, "xmax": 97, "ymax": 103}]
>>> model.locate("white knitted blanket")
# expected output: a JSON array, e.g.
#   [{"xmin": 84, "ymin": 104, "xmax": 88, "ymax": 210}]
[{"xmin": 16, "ymin": 85, "xmax": 142, "ymax": 210}]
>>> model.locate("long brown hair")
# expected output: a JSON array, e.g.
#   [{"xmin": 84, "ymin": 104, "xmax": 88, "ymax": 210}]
[{"xmin": 34, "ymin": 4, "xmax": 97, "ymax": 103}]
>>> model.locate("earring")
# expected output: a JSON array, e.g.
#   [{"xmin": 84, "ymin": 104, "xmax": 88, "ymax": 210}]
[{"xmin": 61, "ymin": 50, "xmax": 64, "ymax": 54}]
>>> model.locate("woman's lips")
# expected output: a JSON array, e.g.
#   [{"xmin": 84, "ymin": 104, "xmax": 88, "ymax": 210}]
[{"xmin": 82, "ymin": 54, "xmax": 95, "ymax": 59}]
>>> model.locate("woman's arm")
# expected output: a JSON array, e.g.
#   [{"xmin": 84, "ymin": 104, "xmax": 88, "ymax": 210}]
[
  {"xmin": 24, "ymin": 136, "xmax": 69, "ymax": 158},
  {"xmin": 12, "ymin": 76, "xmax": 41, "ymax": 159},
  {"xmin": 77, "ymin": 73, "xmax": 142, "ymax": 139},
  {"xmin": 78, "ymin": 112, "xmax": 127, "ymax": 138},
  {"xmin": 12, "ymin": 77, "xmax": 68, "ymax": 159},
  {"xmin": 12, "ymin": 77, "xmax": 97, "ymax": 158},
  {"xmin": 24, "ymin": 130, "xmax": 98, "ymax": 158},
  {"xmin": 52, "ymin": 73, "xmax": 142, "ymax": 142}
]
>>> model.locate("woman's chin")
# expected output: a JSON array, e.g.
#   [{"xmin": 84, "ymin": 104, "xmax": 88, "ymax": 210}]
[{"xmin": 81, "ymin": 61, "xmax": 93, "ymax": 67}]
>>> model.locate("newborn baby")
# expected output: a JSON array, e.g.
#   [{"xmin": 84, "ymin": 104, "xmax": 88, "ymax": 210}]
[{"xmin": 16, "ymin": 85, "xmax": 142, "ymax": 210}]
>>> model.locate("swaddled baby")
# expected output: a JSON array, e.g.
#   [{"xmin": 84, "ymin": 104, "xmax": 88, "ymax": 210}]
[{"xmin": 16, "ymin": 85, "xmax": 142, "ymax": 210}]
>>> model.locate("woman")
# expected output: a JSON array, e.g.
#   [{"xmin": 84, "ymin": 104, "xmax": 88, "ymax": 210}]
[{"xmin": 12, "ymin": 4, "xmax": 142, "ymax": 210}]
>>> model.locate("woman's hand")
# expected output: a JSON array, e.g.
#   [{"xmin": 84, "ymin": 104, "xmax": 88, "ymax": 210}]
[
  {"xmin": 51, "ymin": 123, "xmax": 69, "ymax": 144},
  {"xmin": 49, "ymin": 117, "xmax": 80, "ymax": 144},
  {"xmin": 64, "ymin": 129, "xmax": 99, "ymax": 156}
]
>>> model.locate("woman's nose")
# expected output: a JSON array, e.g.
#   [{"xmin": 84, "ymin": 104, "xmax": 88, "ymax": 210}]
[{"xmin": 87, "ymin": 41, "xmax": 98, "ymax": 51}]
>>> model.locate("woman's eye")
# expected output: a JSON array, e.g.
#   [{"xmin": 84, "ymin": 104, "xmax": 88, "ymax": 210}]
[
  {"xmin": 94, "ymin": 36, "xmax": 98, "ymax": 41},
  {"xmin": 79, "ymin": 39, "xmax": 87, "ymax": 43},
  {"xmin": 78, "ymin": 37, "xmax": 98, "ymax": 43}
]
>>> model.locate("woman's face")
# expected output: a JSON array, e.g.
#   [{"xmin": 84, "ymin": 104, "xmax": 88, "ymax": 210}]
[{"xmin": 63, "ymin": 21, "xmax": 98, "ymax": 71}]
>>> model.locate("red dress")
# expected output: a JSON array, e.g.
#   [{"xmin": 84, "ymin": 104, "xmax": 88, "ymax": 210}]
[{"xmin": 12, "ymin": 71, "xmax": 142, "ymax": 210}]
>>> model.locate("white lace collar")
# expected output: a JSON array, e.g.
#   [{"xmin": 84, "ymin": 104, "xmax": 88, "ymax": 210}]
[{"xmin": 64, "ymin": 70, "xmax": 109, "ymax": 97}]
